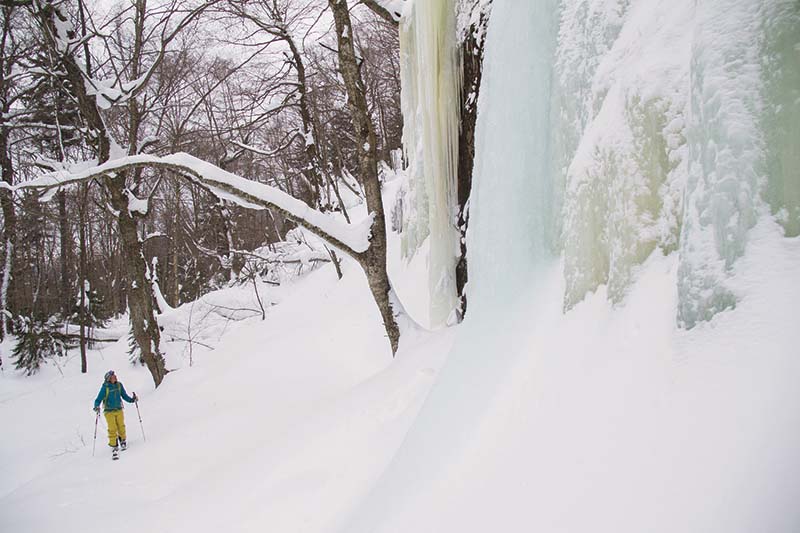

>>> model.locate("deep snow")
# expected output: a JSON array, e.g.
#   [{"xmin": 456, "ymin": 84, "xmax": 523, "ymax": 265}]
[
  {"xmin": 2, "ymin": 219, "xmax": 798, "ymax": 533},
  {"xmin": 0, "ymin": 256, "xmax": 450, "ymax": 533}
]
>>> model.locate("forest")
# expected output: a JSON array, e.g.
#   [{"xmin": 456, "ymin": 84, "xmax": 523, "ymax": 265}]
[{"xmin": 0, "ymin": 0, "xmax": 408, "ymax": 381}]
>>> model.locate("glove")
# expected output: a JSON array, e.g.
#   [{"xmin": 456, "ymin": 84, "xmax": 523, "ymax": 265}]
[
  {"xmin": 132, "ymin": 393, "xmax": 138, "ymax": 402},
  {"xmin": 93, "ymin": 406, "xmax": 100, "ymax": 414}
]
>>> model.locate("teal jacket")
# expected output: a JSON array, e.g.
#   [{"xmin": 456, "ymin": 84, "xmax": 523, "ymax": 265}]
[{"xmin": 94, "ymin": 382, "xmax": 135, "ymax": 412}]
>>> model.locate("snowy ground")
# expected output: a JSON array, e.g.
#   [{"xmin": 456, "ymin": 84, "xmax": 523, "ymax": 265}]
[
  {"xmin": 1, "ymin": 218, "xmax": 798, "ymax": 533},
  {"xmin": 0, "ymin": 255, "xmax": 452, "ymax": 533},
  {"xmin": 341, "ymin": 219, "xmax": 800, "ymax": 533}
]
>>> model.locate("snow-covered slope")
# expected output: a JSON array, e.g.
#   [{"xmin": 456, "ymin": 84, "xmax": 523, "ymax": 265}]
[
  {"xmin": 341, "ymin": 220, "xmax": 800, "ymax": 533},
  {"xmin": 3, "ymin": 221, "xmax": 798, "ymax": 533},
  {"xmin": 0, "ymin": 259, "xmax": 454, "ymax": 533}
]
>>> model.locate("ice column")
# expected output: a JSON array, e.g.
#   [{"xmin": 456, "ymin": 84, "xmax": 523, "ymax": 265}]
[
  {"xmin": 399, "ymin": 0, "xmax": 462, "ymax": 326},
  {"xmin": 466, "ymin": 0, "xmax": 558, "ymax": 310}
]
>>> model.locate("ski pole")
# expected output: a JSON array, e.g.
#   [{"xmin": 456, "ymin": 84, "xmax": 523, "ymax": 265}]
[
  {"xmin": 92, "ymin": 410, "xmax": 100, "ymax": 456},
  {"xmin": 135, "ymin": 399, "xmax": 146, "ymax": 442}
]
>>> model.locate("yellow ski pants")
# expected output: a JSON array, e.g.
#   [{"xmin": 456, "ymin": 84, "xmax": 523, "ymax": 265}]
[{"xmin": 104, "ymin": 410, "xmax": 127, "ymax": 447}]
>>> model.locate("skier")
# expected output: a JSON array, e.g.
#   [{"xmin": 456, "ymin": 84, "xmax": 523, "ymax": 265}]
[{"xmin": 93, "ymin": 370, "xmax": 138, "ymax": 459}]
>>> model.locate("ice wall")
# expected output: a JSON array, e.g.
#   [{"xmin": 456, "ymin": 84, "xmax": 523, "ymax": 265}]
[
  {"xmin": 558, "ymin": 0, "xmax": 690, "ymax": 309},
  {"xmin": 394, "ymin": 0, "xmax": 798, "ymax": 330},
  {"xmin": 761, "ymin": 3, "xmax": 800, "ymax": 237},
  {"xmin": 398, "ymin": 0, "xmax": 462, "ymax": 326},
  {"xmin": 555, "ymin": 0, "xmax": 799, "ymax": 327},
  {"xmin": 677, "ymin": 0, "xmax": 800, "ymax": 327},
  {"xmin": 677, "ymin": 0, "xmax": 766, "ymax": 326},
  {"xmin": 465, "ymin": 0, "xmax": 558, "ymax": 309}
]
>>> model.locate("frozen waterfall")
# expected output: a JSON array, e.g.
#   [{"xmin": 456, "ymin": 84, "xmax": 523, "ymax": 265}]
[
  {"xmin": 343, "ymin": 0, "xmax": 559, "ymax": 530},
  {"xmin": 344, "ymin": 0, "xmax": 799, "ymax": 530},
  {"xmin": 398, "ymin": 0, "xmax": 462, "ymax": 327},
  {"xmin": 395, "ymin": 0, "xmax": 799, "ymax": 330},
  {"xmin": 555, "ymin": 0, "xmax": 799, "ymax": 326}
]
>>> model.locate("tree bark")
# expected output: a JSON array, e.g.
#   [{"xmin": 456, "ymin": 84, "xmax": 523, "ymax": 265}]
[
  {"xmin": 57, "ymin": 190, "xmax": 70, "ymax": 316},
  {"xmin": 0, "ymin": 126, "xmax": 13, "ymax": 340},
  {"xmin": 329, "ymin": 0, "xmax": 400, "ymax": 354},
  {"xmin": 78, "ymin": 186, "xmax": 87, "ymax": 373},
  {"xmin": 0, "ymin": 5, "xmax": 15, "ymax": 341}
]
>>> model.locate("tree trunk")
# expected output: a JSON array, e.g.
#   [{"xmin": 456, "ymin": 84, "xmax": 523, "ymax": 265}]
[
  {"xmin": 40, "ymin": 2, "xmax": 167, "ymax": 386},
  {"xmin": 107, "ymin": 177, "xmax": 167, "ymax": 385},
  {"xmin": 78, "ymin": 186, "xmax": 87, "ymax": 373},
  {"xmin": 0, "ymin": 126, "xmax": 13, "ymax": 341},
  {"xmin": 211, "ymin": 199, "xmax": 232, "ymax": 282},
  {"xmin": 329, "ymin": 0, "xmax": 400, "ymax": 354},
  {"xmin": 57, "ymin": 190, "xmax": 70, "ymax": 316}
]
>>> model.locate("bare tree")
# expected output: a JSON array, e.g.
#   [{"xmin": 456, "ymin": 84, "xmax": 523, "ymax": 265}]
[
  {"xmin": 31, "ymin": 0, "xmax": 216, "ymax": 386},
  {"xmin": 11, "ymin": 0, "xmax": 407, "ymax": 363}
]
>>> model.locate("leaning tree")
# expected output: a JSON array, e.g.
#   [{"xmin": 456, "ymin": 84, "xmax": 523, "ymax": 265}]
[{"xmin": 12, "ymin": 0, "xmax": 407, "ymax": 389}]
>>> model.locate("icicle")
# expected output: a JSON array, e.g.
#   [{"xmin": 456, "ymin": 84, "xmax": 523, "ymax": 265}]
[{"xmin": 399, "ymin": 0, "xmax": 462, "ymax": 326}]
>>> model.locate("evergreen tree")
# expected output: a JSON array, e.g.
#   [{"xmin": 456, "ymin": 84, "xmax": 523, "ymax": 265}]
[{"xmin": 12, "ymin": 316, "xmax": 72, "ymax": 375}]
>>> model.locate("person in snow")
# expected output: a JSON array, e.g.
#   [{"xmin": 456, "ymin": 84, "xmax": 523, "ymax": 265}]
[{"xmin": 93, "ymin": 370, "xmax": 138, "ymax": 452}]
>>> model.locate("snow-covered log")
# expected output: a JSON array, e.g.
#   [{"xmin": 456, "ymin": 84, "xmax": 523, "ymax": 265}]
[{"xmin": 11, "ymin": 153, "xmax": 375, "ymax": 255}]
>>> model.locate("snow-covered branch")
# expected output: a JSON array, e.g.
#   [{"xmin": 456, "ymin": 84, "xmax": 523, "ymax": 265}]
[{"xmin": 11, "ymin": 153, "xmax": 375, "ymax": 255}]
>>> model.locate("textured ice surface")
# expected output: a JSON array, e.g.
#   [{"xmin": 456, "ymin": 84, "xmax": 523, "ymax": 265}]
[
  {"xmin": 677, "ymin": 0, "xmax": 773, "ymax": 327},
  {"xmin": 553, "ymin": 0, "xmax": 799, "ymax": 328},
  {"xmin": 398, "ymin": 0, "xmax": 461, "ymax": 326},
  {"xmin": 761, "ymin": 3, "xmax": 800, "ymax": 237},
  {"xmin": 558, "ymin": 0, "xmax": 691, "ymax": 309}
]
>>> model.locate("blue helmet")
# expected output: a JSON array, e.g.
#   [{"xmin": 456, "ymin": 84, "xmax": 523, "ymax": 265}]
[{"xmin": 104, "ymin": 370, "xmax": 115, "ymax": 382}]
